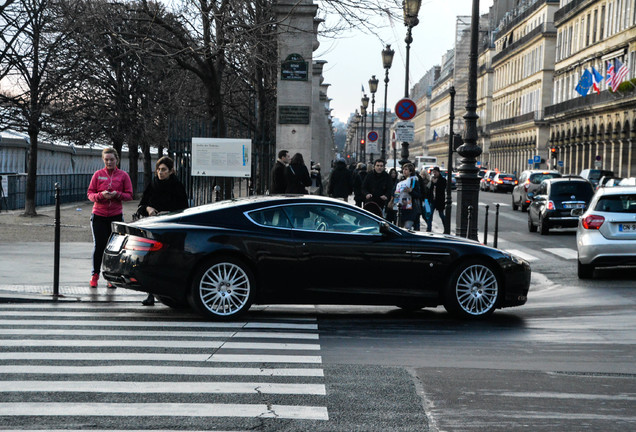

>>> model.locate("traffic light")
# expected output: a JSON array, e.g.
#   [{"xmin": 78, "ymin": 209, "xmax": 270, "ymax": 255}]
[
  {"xmin": 550, "ymin": 147, "xmax": 557, "ymax": 156},
  {"xmin": 360, "ymin": 138, "xmax": 365, "ymax": 147}
]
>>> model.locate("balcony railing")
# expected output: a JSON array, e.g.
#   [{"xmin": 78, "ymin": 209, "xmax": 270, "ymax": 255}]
[
  {"xmin": 495, "ymin": 0, "xmax": 560, "ymax": 41},
  {"xmin": 487, "ymin": 111, "xmax": 542, "ymax": 131},
  {"xmin": 544, "ymin": 91, "xmax": 634, "ymax": 117},
  {"xmin": 554, "ymin": 0, "xmax": 588, "ymax": 23},
  {"xmin": 492, "ymin": 22, "xmax": 556, "ymax": 65}
]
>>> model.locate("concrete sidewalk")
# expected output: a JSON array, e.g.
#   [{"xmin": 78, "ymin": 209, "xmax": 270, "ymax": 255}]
[{"xmin": 0, "ymin": 200, "xmax": 145, "ymax": 303}]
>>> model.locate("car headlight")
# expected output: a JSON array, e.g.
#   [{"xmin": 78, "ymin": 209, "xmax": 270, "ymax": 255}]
[{"xmin": 502, "ymin": 252, "xmax": 525, "ymax": 265}]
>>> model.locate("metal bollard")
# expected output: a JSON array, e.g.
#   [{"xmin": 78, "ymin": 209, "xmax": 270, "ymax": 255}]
[
  {"xmin": 53, "ymin": 183, "xmax": 61, "ymax": 299},
  {"xmin": 483, "ymin": 205, "xmax": 489, "ymax": 246},
  {"xmin": 466, "ymin": 205, "xmax": 473, "ymax": 239},
  {"xmin": 494, "ymin": 203, "xmax": 500, "ymax": 248}
]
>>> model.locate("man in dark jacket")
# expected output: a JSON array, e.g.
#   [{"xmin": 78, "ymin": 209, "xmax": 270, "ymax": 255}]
[
  {"xmin": 270, "ymin": 150, "xmax": 290, "ymax": 194},
  {"xmin": 328, "ymin": 158, "xmax": 353, "ymax": 201},
  {"xmin": 362, "ymin": 159, "xmax": 392, "ymax": 209},
  {"xmin": 431, "ymin": 166, "xmax": 447, "ymax": 227}
]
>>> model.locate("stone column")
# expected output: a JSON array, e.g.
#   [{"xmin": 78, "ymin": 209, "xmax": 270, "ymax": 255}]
[{"xmin": 274, "ymin": 1, "xmax": 319, "ymax": 165}]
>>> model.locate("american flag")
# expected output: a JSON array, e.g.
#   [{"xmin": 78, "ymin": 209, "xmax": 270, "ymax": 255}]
[
  {"xmin": 612, "ymin": 59, "xmax": 629, "ymax": 90},
  {"xmin": 606, "ymin": 61, "xmax": 616, "ymax": 91}
]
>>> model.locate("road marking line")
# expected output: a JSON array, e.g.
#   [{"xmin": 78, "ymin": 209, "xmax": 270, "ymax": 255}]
[
  {"xmin": 544, "ymin": 248, "xmax": 578, "ymax": 260},
  {"xmin": 0, "ymin": 381, "xmax": 327, "ymax": 395},
  {"xmin": 0, "ymin": 402, "xmax": 330, "ymax": 420},
  {"xmin": 0, "ymin": 365, "xmax": 324, "ymax": 377},
  {"xmin": 0, "ymin": 339, "xmax": 320, "ymax": 350},
  {"xmin": 0, "ymin": 352, "xmax": 323, "ymax": 363},
  {"xmin": 505, "ymin": 249, "xmax": 539, "ymax": 262},
  {"xmin": 0, "ymin": 319, "xmax": 317, "ymax": 330},
  {"xmin": 0, "ymin": 329, "xmax": 319, "ymax": 339}
]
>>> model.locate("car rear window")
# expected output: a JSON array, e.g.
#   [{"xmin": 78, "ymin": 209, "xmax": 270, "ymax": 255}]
[
  {"xmin": 594, "ymin": 194, "xmax": 636, "ymax": 213},
  {"xmin": 550, "ymin": 182, "xmax": 594, "ymax": 200},
  {"xmin": 529, "ymin": 172, "xmax": 561, "ymax": 184},
  {"xmin": 588, "ymin": 170, "xmax": 614, "ymax": 180}
]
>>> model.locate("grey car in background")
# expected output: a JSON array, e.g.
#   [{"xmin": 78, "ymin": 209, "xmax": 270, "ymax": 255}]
[{"xmin": 512, "ymin": 170, "xmax": 561, "ymax": 211}]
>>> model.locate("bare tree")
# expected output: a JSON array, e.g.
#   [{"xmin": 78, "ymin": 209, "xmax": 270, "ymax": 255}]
[{"xmin": 0, "ymin": 0, "xmax": 81, "ymax": 216}]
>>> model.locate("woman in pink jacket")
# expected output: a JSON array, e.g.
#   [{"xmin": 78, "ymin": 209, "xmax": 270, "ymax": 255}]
[{"xmin": 87, "ymin": 147, "xmax": 133, "ymax": 288}]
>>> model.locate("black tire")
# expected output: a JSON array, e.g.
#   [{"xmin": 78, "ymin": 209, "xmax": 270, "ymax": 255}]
[
  {"xmin": 539, "ymin": 215, "xmax": 549, "ymax": 235},
  {"xmin": 577, "ymin": 260, "xmax": 594, "ymax": 279},
  {"xmin": 528, "ymin": 213, "xmax": 537, "ymax": 232},
  {"xmin": 189, "ymin": 257, "xmax": 254, "ymax": 320},
  {"xmin": 511, "ymin": 197, "xmax": 518, "ymax": 211},
  {"xmin": 156, "ymin": 296, "xmax": 188, "ymax": 309},
  {"xmin": 443, "ymin": 261, "xmax": 500, "ymax": 319},
  {"xmin": 521, "ymin": 203, "xmax": 528, "ymax": 212}
]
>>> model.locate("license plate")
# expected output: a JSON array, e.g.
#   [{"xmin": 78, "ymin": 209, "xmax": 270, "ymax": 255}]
[
  {"xmin": 106, "ymin": 234, "xmax": 125, "ymax": 252},
  {"xmin": 564, "ymin": 203, "xmax": 585, "ymax": 209},
  {"xmin": 619, "ymin": 223, "xmax": 636, "ymax": 232}
]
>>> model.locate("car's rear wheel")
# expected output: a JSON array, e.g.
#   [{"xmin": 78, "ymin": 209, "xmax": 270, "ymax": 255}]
[
  {"xmin": 528, "ymin": 213, "xmax": 537, "ymax": 232},
  {"xmin": 444, "ymin": 261, "xmax": 500, "ymax": 319},
  {"xmin": 539, "ymin": 215, "xmax": 549, "ymax": 235},
  {"xmin": 577, "ymin": 260, "xmax": 594, "ymax": 279},
  {"xmin": 511, "ymin": 196, "xmax": 518, "ymax": 211},
  {"xmin": 189, "ymin": 257, "xmax": 254, "ymax": 320}
]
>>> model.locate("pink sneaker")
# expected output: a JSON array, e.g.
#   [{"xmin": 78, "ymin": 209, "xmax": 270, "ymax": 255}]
[{"xmin": 89, "ymin": 273, "xmax": 99, "ymax": 288}]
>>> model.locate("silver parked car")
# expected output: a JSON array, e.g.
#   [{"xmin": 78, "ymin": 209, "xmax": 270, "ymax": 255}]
[
  {"xmin": 512, "ymin": 170, "xmax": 561, "ymax": 211},
  {"xmin": 575, "ymin": 186, "xmax": 636, "ymax": 278}
]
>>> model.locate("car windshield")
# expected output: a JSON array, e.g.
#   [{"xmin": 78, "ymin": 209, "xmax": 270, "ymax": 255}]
[
  {"xmin": 530, "ymin": 172, "xmax": 561, "ymax": 184},
  {"xmin": 594, "ymin": 194, "xmax": 636, "ymax": 213},
  {"xmin": 551, "ymin": 182, "xmax": 594, "ymax": 200},
  {"xmin": 588, "ymin": 170, "xmax": 613, "ymax": 180},
  {"xmin": 283, "ymin": 204, "xmax": 381, "ymax": 234}
]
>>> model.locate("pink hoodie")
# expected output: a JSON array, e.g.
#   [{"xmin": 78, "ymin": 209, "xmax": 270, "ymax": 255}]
[{"xmin": 87, "ymin": 167, "xmax": 133, "ymax": 217}]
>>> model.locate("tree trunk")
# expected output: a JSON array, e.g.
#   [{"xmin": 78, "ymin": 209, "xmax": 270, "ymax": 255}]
[
  {"xmin": 128, "ymin": 141, "xmax": 139, "ymax": 196},
  {"xmin": 23, "ymin": 130, "xmax": 39, "ymax": 216},
  {"xmin": 143, "ymin": 139, "xmax": 152, "ymax": 190}
]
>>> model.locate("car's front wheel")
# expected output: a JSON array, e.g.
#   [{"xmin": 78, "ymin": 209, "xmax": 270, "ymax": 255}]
[
  {"xmin": 189, "ymin": 257, "xmax": 254, "ymax": 320},
  {"xmin": 577, "ymin": 260, "xmax": 594, "ymax": 279},
  {"xmin": 444, "ymin": 261, "xmax": 500, "ymax": 319},
  {"xmin": 539, "ymin": 215, "xmax": 549, "ymax": 235},
  {"xmin": 511, "ymin": 196, "xmax": 518, "ymax": 211}
]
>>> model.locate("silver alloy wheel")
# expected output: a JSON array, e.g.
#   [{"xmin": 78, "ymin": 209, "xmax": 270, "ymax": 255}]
[
  {"xmin": 198, "ymin": 262, "xmax": 251, "ymax": 316},
  {"xmin": 455, "ymin": 264, "xmax": 499, "ymax": 316}
]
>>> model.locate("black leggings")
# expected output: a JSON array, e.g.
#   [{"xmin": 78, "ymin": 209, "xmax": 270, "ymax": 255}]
[{"xmin": 91, "ymin": 214, "xmax": 123, "ymax": 275}]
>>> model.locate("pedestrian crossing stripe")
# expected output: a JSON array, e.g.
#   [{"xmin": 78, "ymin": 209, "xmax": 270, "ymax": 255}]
[
  {"xmin": 0, "ymin": 365, "xmax": 324, "ymax": 377},
  {"xmin": 543, "ymin": 248, "xmax": 578, "ymax": 260},
  {"xmin": 0, "ymin": 329, "xmax": 319, "ymax": 339},
  {"xmin": 0, "ymin": 339, "xmax": 321, "ymax": 350},
  {"xmin": 0, "ymin": 381, "xmax": 327, "ymax": 395},
  {"xmin": 0, "ymin": 402, "xmax": 330, "ymax": 420},
  {"xmin": 505, "ymin": 249, "xmax": 539, "ymax": 262},
  {"xmin": 0, "ymin": 352, "xmax": 323, "ymax": 363}
]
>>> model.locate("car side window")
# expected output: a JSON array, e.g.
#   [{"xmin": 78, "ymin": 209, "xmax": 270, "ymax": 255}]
[
  {"xmin": 284, "ymin": 204, "xmax": 380, "ymax": 234},
  {"xmin": 248, "ymin": 208, "xmax": 292, "ymax": 228}
]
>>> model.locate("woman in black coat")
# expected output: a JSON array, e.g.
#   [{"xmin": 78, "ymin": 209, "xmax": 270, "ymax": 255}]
[
  {"xmin": 284, "ymin": 153, "xmax": 312, "ymax": 194},
  {"xmin": 137, "ymin": 156, "xmax": 188, "ymax": 305}
]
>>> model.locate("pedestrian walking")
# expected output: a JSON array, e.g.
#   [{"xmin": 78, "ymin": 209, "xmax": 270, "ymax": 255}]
[
  {"xmin": 385, "ymin": 168, "xmax": 399, "ymax": 224},
  {"xmin": 270, "ymin": 150, "xmax": 290, "ymax": 194},
  {"xmin": 284, "ymin": 153, "xmax": 312, "ymax": 194},
  {"xmin": 362, "ymin": 159, "xmax": 392, "ymax": 213},
  {"xmin": 420, "ymin": 169, "xmax": 434, "ymax": 232},
  {"xmin": 392, "ymin": 163, "xmax": 421, "ymax": 230},
  {"xmin": 352, "ymin": 163, "xmax": 368, "ymax": 207},
  {"xmin": 87, "ymin": 147, "xmax": 133, "ymax": 288},
  {"xmin": 310, "ymin": 162, "xmax": 324, "ymax": 195},
  {"xmin": 136, "ymin": 156, "xmax": 189, "ymax": 306},
  {"xmin": 430, "ymin": 166, "xmax": 447, "ymax": 227},
  {"xmin": 327, "ymin": 158, "xmax": 353, "ymax": 201}
]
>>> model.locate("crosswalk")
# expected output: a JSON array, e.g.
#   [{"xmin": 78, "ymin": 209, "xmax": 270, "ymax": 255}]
[
  {"xmin": 0, "ymin": 304, "xmax": 329, "ymax": 429},
  {"xmin": 505, "ymin": 247, "xmax": 578, "ymax": 262}
]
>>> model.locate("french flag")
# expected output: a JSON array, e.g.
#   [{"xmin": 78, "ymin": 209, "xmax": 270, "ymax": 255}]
[{"xmin": 591, "ymin": 67, "xmax": 603, "ymax": 94}]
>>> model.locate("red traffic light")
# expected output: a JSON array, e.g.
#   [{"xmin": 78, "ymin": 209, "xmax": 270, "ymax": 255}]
[
  {"xmin": 550, "ymin": 147, "xmax": 557, "ymax": 154},
  {"xmin": 360, "ymin": 139, "xmax": 365, "ymax": 145}
]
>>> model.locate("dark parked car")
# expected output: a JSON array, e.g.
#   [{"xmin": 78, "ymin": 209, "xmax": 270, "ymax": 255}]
[
  {"xmin": 527, "ymin": 177, "xmax": 595, "ymax": 235},
  {"xmin": 102, "ymin": 196, "xmax": 531, "ymax": 320},
  {"xmin": 489, "ymin": 173, "xmax": 517, "ymax": 193},
  {"xmin": 512, "ymin": 170, "xmax": 562, "ymax": 211}
]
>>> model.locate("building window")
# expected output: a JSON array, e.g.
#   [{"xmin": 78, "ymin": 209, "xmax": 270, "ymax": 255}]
[
  {"xmin": 586, "ymin": 13, "xmax": 591, "ymax": 46},
  {"xmin": 600, "ymin": 5, "xmax": 606, "ymax": 40},
  {"xmin": 592, "ymin": 9, "xmax": 598, "ymax": 43}
]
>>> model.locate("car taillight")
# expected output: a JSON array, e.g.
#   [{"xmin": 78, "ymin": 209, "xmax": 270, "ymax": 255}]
[
  {"xmin": 523, "ymin": 180, "xmax": 530, "ymax": 191},
  {"xmin": 547, "ymin": 201, "xmax": 555, "ymax": 210},
  {"xmin": 124, "ymin": 236, "xmax": 163, "ymax": 252},
  {"xmin": 514, "ymin": 180, "xmax": 518, "ymax": 185},
  {"xmin": 582, "ymin": 215, "xmax": 605, "ymax": 230},
  {"xmin": 496, "ymin": 179, "xmax": 503, "ymax": 184}
]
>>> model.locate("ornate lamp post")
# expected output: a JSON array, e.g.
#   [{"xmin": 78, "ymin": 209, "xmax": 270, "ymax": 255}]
[
  {"xmin": 368, "ymin": 76, "xmax": 379, "ymax": 162},
  {"xmin": 381, "ymin": 44, "xmax": 395, "ymax": 163},
  {"xmin": 455, "ymin": 0, "xmax": 482, "ymax": 240},
  {"xmin": 361, "ymin": 95, "xmax": 369, "ymax": 163},
  {"xmin": 399, "ymin": 0, "xmax": 422, "ymax": 166}
]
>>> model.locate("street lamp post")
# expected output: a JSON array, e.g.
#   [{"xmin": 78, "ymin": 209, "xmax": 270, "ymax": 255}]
[
  {"xmin": 361, "ymin": 94, "xmax": 369, "ymax": 163},
  {"xmin": 381, "ymin": 45, "xmax": 394, "ymax": 163},
  {"xmin": 455, "ymin": 0, "xmax": 482, "ymax": 240},
  {"xmin": 400, "ymin": 0, "xmax": 422, "ymax": 166},
  {"xmin": 368, "ymin": 76, "xmax": 379, "ymax": 162}
]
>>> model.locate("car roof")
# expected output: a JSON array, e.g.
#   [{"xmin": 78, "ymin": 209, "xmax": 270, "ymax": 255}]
[
  {"xmin": 542, "ymin": 176, "xmax": 590, "ymax": 184},
  {"xmin": 524, "ymin": 169, "xmax": 560, "ymax": 174},
  {"xmin": 595, "ymin": 185, "xmax": 636, "ymax": 195}
]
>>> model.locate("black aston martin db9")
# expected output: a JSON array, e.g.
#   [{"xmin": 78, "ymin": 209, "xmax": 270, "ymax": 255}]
[{"xmin": 102, "ymin": 195, "xmax": 530, "ymax": 320}]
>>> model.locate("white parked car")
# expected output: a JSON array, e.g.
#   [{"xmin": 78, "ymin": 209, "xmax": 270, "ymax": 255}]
[{"xmin": 575, "ymin": 186, "xmax": 636, "ymax": 278}]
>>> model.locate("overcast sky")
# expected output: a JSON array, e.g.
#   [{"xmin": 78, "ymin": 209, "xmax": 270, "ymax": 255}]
[{"xmin": 317, "ymin": 0, "xmax": 493, "ymax": 123}]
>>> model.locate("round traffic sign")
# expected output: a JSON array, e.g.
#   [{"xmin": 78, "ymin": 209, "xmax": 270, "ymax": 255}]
[
  {"xmin": 367, "ymin": 131, "xmax": 378, "ymax": 142},
  {"xmin": 395, "ymin": 98, "xmax": 417, "ymax": 120}
]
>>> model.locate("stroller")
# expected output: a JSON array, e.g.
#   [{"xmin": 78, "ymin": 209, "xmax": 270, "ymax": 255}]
[{"xmin": 363, "ymin": 200, "xmax": 384, "ymax": 218}]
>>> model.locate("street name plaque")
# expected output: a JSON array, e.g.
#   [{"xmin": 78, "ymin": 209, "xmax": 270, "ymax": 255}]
[
  {"xmin": 281, "ymin": 53, "xmax": 308, "ymax": 81},
  {"xmin": 279, "ymin": 105, "xmax": 311, "ymax": 124}
]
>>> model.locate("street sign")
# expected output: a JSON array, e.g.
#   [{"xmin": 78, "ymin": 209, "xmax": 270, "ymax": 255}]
[
  {"xmin": 367, "ymin": 131, "xmax": 378, "ymax": 142},
  {"xmin": 394, "ymin": 98, "xmax": 417, "ymax": 120},
  {"xmin": 394, "ymin": 121, "xmax": 415, "ymax": 142},
  {"xmin": 528, "ymin": 158, "xmax": 533, "ymax": 165},
  {"xmin": 367, "ymin": 141, "xmax": 379, "ymax": 154},
  {"xmin": 558, "ymin": 160, "xmax": 564, "ymax": 167},
  {"xmin": 533, "ymin": 155, "xmax": 541, "ymax": 164}
]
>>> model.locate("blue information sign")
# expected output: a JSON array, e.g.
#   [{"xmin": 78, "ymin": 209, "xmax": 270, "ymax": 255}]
[
  {"xmin": 528, "ymin": 159, "xmax": 533, "ymax": 165},
  {"xmin": 533, "ymin": 155, "xmax": 541, "ymax": 164},
  {"xmin": 558, "ymin": 160, "xmax": 564, "ymax": 167}
]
